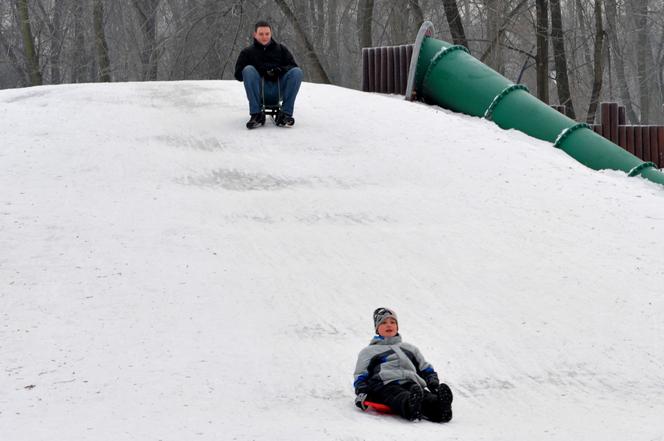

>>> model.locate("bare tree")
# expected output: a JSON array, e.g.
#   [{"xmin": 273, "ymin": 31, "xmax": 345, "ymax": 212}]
[
  {"xmin": 326, "ymin": 0, "xmax": 340, "ymax": 80},
  {"xmin": 574, "ymin": 0, "xmax": 594, "ymax": 80},
  {"xmin": 479, "ymin": 0, "xmax": 529, "ymax": 69},
  {"xmin": 386, "ymin": 3, "xmax": 408, "ymax": 44},
  {"xmin": 72, "ymin": 1, "xmax": 89, "ymax": 83},
  {"xmin": 483, "ymin": 0, "xmax": 505, "ymax": 73},
  {"xmin": 535, "ymin": 0, "xmax": 548, "ymax": 102},
  {"xmin": 550, "ymin": 0, "xmax": 575, "ymax": 118},
  {"xmin": 409, "ymin": 0, "xmax": 424, "ymax": 30},
  {"xmin": 605, "ymin": 0, "xmax": 637, "ymax": 123},
  {"xmin": 274, "ymin": 0, "xmax": 331, "ymax": 83},
  {"xmin": 441, "ymin": 0, "xmax": 468, "ymax": 49},
  {"xmin": 586, "ymin": 0, "xmax": 604, "ymax": 123},
  {"xmin": 34, "ymin": 0, "xmax": 65, "ymax": 84},
  {"xmin": 94, "ymin": 0, "xmax": 111, "ymax": 82},
  {"xmin": 357, "ymin": 0, "xmax": 373, "ymax": 49},
  {"xmin": 634, "ymin": 0, "xmax": 649, "ymax": 123},
  {"xmin": 15, "ymin": 0, "xmax": 42, "ymax": 85},
  {"xmin": 1, "ymin": 3, "xmax": 26, "ymax": 86},
  {"xmin": 132, "ymin": 0, "xmax": 160, "ymax": 80}
]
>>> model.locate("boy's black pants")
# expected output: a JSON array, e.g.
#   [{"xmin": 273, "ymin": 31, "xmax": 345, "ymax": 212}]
[{"xmin": 368, "ymin": 381, "xmax": 452, "ymax": 422}]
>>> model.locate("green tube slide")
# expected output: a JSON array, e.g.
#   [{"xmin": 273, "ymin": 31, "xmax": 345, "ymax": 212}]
[{"xmin": 405, "ymin": 22, "xmax": 664, "ymax": 186}]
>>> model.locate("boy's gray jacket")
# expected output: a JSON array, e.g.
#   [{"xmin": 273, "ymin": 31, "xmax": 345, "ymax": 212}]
[{"xmin": 353, "ymin": 334, "xmax": 439, "ymax": 394}]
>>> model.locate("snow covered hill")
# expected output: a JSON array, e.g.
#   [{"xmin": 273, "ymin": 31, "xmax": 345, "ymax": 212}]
[{"xmin": 1, "ymin": 81, "xmax": 663, "ymax": 441}]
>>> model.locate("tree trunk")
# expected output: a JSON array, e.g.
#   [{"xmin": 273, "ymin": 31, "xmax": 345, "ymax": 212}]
[
  {"xmin": 479, "ymin": 0, "xmax": 528, "ymax": 68},
  {"xmin": 132, "ymin": 0, "xmax": 160, "ymax": 81},
  {"xmin": 550, "ymin": 0, "xmax": 576, "ymax": 119},
  {"xmin": 575, "ymin": 0, "xmax": 594, "ymax": 80},
  {"xmin": 409, "ymin": 0, "xmax": 424, "ymax": 32},
  {"xmin": 326, "ymin": 0, "xmax": 339, "ymax": 80},
  {"xmin": 635, "ymin": 0, "xmax": 649, "ymax": 123},
  {"xmin": 49, "ymin": 0, "xmax": 63, "ymax": 84},
  {"xmin": 72, "ymin": 1, "xmax": 87, "ymax": 83},
  {"xmin": 357, "ymin": 0, "xmax": 374, "ymax": 49},
  {"xmin": 483, "ymin": 0, "xmax": 504, "ymax": 74},
  {"xmin": 605, "ymin": 0, "xmax": 637, "ymax": 123},
  {"xmin": 657, "ymin": 26, "xmax": 664, "ymax": 123},
  {"xmin": 586, "ymin": 0, "xmax": 605, "ymax": 124},
  {"xmin": 15, "ymin": 0, "xmax": 42, "ymax": 85},
  {"xmin": 535, "ymin": 0, "xmax": 549, "ymax": 103},
  {"xmin": 441, "ymin": 0, "xmax": 468, "ymax": 49},
  {"xmin": 388, "ymin": 4, "xmax": 408, "ymax": 44},
  {"xmin": 274, "ymin": 0, "xmax": 331, "ymax": 83},
  {"xmin": 204, "ymin": 0, "xmax": 222, "ymax": 79},
  {"xmin": 94, "ymin": 0, "xmax": 111, "ymax": 82},
  {"xmin": 0, "ymin": 27, "xmax": 27, "ymax": 84}
]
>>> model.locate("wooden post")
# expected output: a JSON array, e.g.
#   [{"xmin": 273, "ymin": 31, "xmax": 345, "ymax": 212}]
[
  {"xmin": 635, "ymin": 126, "xmax": 643, "ymax": 159},
  {"xmin": 601, "ymin": 103, "xmax": 611, "ymax": 139},
  {"xmin": 373, "ymin": 48, "xmax": 380, "ymax": 92},
  {"xmin": 618, "ymin": 105, "xmax": 626, "ymax": 125},
  {"xmin": 380, "ymin": 47, "xmax": 389, "ymax": 93},
  {"xmin": 659, "ymin": 127, "xmax": 664, "ymax": 168},
  {"xmin": 363, "ymin": 48, "xmax": 369, "ymax": 91},
  {"xmin": 642, "ymin": 126, "xmax": 651, "ymax": 162},
  {"xmin": 386, "ymin": 47, "xmax": 395, "ymax": 93},
  {"xmin": 650, "ymin": 126, "xmax": 659, "ymax": 167},
  {"xmin": 626, "ymin": 126, "xmax": 635, "ymax": 155},
  {"xmin": 609, "ymin": 102, "xmax": 619, "ymax": 144}
]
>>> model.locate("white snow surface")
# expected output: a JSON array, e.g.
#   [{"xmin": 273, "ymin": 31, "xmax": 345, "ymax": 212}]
[{"xmin": 1, "ymin": 80, "xmax": 664, "ymax": 441}]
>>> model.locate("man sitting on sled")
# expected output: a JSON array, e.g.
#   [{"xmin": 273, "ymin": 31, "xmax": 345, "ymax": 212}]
[{"xmin": 234, "ymin": 20, "xmax": 303, "ymax": 129}]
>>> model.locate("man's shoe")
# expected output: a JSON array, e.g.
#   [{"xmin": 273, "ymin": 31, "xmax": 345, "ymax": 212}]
[
  {"xmin": 437, "ymin": 383, "xmax": 453, "ymax": 423},
  {"xmin": 405, "ymin": 384, "xmax": 423, "ymax": 421},
  {"xmin": 246, "ymin": 112, "xmax": 265, "ymax": 129},
  {"xmin": 275, "ymin": 110, "xmax": 295, "ymax": 127}
]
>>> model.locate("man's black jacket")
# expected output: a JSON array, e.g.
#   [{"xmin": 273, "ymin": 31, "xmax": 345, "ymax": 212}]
[{"xmin": 234, "ymin": 38, "xmax": 298, "ymax": 82}]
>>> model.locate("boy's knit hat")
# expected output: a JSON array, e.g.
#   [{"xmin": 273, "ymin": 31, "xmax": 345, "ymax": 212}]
[{"xmin": 373, "ymin": 307, "xmax": 398, "ymax": 332}]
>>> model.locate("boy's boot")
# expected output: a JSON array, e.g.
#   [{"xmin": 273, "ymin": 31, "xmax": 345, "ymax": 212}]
[
  {"xmin": 275, "ymin": 110, "xmax": 295, "ymax": 127},
  {"xmin": 405, "ymin": 384, "xmax": 423, "ymax": 421},
  {"xmin": 437, "ymin": 383, "xmax": 453, "ymax": 423},
  {"xmin": 246, "ymin": 112, "xmax": 266, "ymax": 129}
]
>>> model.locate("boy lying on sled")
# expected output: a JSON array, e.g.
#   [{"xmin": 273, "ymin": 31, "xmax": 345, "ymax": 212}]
[{"xmin": 353, "ymin": 307, "xmax": 453, "ymax": 422}]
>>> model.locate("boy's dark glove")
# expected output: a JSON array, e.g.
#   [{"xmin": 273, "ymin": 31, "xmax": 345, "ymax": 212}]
[
  {"xmin": 355, "ymin": 393, "xmax": 368, "ymax": 410},
  {"xmin": 427, "ymin": 379, "xmax": 440, "ymax": 392}
]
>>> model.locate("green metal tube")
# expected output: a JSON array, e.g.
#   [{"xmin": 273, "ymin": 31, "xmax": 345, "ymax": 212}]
[
  {"xmin": 490, "ymin": 87, "xmax": 574, "ymax": 143},
  {"xmin": 419, "ymin": 38, "xmax": 512, "ymax": 117},
  {"xmin": 409, "ymin": 28, "xmax": 664, "ymax": 187}
]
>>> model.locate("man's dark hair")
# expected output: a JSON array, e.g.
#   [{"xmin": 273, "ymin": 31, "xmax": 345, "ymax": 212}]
[{"xmin": 254, "ymin": 20, "xmax": 271, "ymax": 31}]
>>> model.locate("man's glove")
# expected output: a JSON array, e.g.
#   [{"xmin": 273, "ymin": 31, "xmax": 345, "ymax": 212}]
[
  {"xmin": 265, "ymin": 67, "xmax": 282, "ymax": 80},
  {"xmin": 355, "ymin": 393, "xmax": 368, "ymax": 410},
  {"xmin": 427, "ymin": 379, "xmax": 440, "ymax": 393}
]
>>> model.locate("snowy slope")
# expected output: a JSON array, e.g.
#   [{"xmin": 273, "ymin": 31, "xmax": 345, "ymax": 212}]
[{"xmin": 1, "ymin": 81, "xmax": 663, "ymax": 441}]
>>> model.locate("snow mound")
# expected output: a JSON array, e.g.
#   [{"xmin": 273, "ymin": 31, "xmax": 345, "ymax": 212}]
[{"xmin": 1, "ymin": 81, "xmax": 663, "ymax": 440}]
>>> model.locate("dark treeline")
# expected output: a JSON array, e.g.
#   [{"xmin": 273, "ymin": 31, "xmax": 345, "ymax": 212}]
[{"xmin": 1, "ymin": 0, "xmax": 662, "ymax": 123}]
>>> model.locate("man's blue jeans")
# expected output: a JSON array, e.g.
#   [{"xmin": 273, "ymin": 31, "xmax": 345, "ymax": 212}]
[{"xmin": 241, "ymin": 65, "xmax": 303, "ymax": 116}]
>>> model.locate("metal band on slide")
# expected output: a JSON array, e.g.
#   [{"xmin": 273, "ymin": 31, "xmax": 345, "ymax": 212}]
[
  {"xmin": 628, "ymin": 162, "xmax": 657, "ymax": 177},
  {"xmin": 483, "ymin": 84, "xmax": 530, "ymax": 120},
  {"xmin": 553, "ymin": 123, "xmax": 591, "ymax": 149}
]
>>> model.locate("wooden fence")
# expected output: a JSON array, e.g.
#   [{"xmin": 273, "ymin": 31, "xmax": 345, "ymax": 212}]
[
  {"xmin": 361, "ymin": 45, "xmax": 414, "ymax": 95},
  {"xmin": 553, "ymin": 103, "xmax": 664, "ymax": 168}
]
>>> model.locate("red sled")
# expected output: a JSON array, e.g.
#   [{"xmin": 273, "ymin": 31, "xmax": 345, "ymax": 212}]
[{"xmin": 363, "ymin": 401, "xmax": 393, "ymax": 413}]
